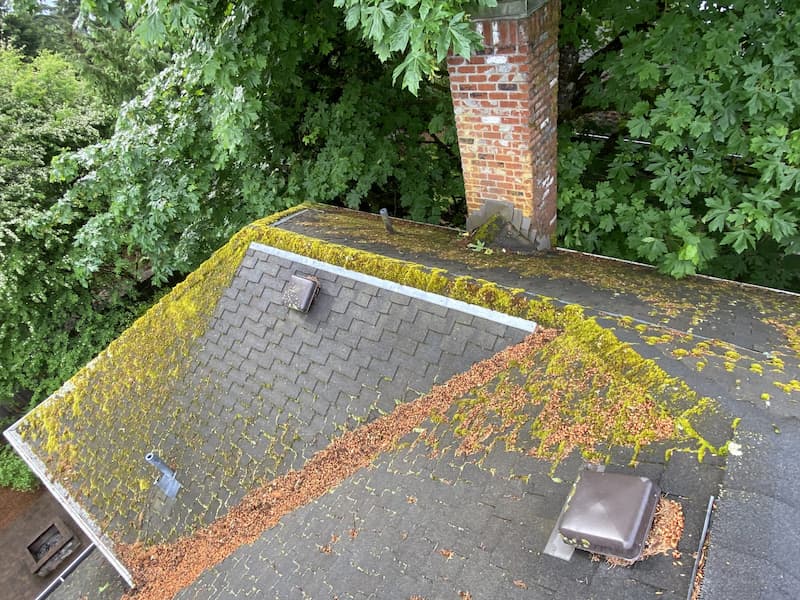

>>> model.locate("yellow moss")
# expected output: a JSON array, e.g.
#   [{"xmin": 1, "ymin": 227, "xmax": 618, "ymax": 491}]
[
  {"xmin": 441, "ymin": 313, "xmax": 728, "ymax": 470},
  {"xmin": 673, "ymin": 403, "xmax": 730, "ymax": 463},
  {"xmin": 256, "ymin": 225, "xmax": 568, "ymax": 328},
  {"xmin": 14, "ymin": 202, "xmax": 734, "ymax": 541},
  {"xmin": 472, "ymin": 214, "xmax": 504, "ymax": 243},
  {"xmin": 724, "ymin": 350, "xmax": 741, "ymax": 361},
  {"xmin": 16, "ymin": 204, "xmax": 310, "ymax": 523},
  {"xmin": 295, "ymin": 205, "xmax": 800, "ymax": 367},
  {"xmin": 764, "ymin": 318, "xmax": 800, "ymax": 359},
  {"xmin": 767, "ymin": 355, "xmax": 785, "ymax": 372},
  {"xmin": 774, "ymin": 380, "xmax": 800, "ymax": 393}
]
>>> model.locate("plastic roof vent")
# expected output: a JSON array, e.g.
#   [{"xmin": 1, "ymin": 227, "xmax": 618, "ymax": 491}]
[
  {"xmin": 284, "ymin": 274, "xmax": 319, "ymax": 313},
  {"xmin": 558, "ymin": 470, "xmax": 660, "ymax": 561}
]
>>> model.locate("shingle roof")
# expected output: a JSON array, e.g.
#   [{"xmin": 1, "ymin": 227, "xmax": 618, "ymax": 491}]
[
  {"xmin": 274, "ymin": 206, "xmax": 800, "ymax": 600},
  {"xmin": 175, "ymin": 343, "xmax": 725, "ymax": 600},
  {"xmin": 6, "ymin": 203, "xmax": 800, "ymax": 599},
  {"xmin": 5, "ymin": 224, "xmax": 534, "ymax": 584}
]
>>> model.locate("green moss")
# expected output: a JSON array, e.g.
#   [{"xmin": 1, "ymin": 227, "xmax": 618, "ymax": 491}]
[
  {"xmin": 255, "ymin": 224, "xmax": 567, "ymax": 328},
  {"xmin": 472, "ymin": 214, "xmax": 504, "ymax": 244},
  {"xmin": 14, "ymin": 202, "xmax": 735, "ymax": 541},
  {"xmin": 296, "ymin": 206, "xmax": 800, "ymax": 361},
  {"xmin": 428, "ymin": 314, "xmax": 730, "ymax": 471},
  {"xmin": 17, "ymin": 204, "xmax": 309, "ymax": 524}
]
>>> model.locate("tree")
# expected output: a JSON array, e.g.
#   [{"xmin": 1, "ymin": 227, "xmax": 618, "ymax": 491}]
[
  {"xmin": 2, "ymin": 0, "xmax": 496, "ymax": 416},
  {"xmin": 557, "ymin": 1, "xmax": 800, "ymax": 289},
  {"xmin": 2, "ymin": 0, "xmax": 168, "ymax": 104},
  {"xmin": 0, "ymin": 47, "xmax": 142, "ymax": 411},
  {"xmin": 58, "ymin": 0, "xmax": 800, "ymax": 290},
  {"xmin": 0, "ymin": 0, "xmax": 75, "ymax": 56},
  {"xmin": 83, "ymin": 0, "xmax": 497, "ymax": 95},
  {"xmin": 46, "ymin": 0, "xmax": 494, "ymax": 285}
]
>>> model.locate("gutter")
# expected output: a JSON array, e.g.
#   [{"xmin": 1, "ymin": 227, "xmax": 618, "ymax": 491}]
[{"xmin": 3, "ymin": 418, "xmax": 135, "ymax": 589}]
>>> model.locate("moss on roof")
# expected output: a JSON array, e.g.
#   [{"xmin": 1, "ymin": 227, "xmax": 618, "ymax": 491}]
[
  {"xmin": 276, "ymin": 205, "xmax": 800, "ymax": 411},
  {"xmin": 419, "ymin": 317, "xmax": 732, "ymax": 475},
  {"xmin": 281, "ymin": 205, "xmax": 800, "ymax": 360},
  {"xmin": 15, "ymin": 202, "xmax": 733, "ymax": 552}
]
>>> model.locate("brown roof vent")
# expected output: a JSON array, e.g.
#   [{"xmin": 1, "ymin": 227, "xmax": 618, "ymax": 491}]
[
  {"xmin": 284, "ymin": 274, "xmax": 319, "ymax": 313},
  {"xmin": 558, "ymin": 470, "xmax": 660, "ymax": 561}
]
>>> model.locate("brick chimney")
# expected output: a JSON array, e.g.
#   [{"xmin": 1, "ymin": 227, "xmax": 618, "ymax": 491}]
[{"xmin": 447, "ymin": 0, "xmax": 559, "ymax": 250}]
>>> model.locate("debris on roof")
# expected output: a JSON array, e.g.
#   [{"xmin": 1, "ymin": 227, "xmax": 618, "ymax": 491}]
[{"xmin": 5, "ymin": 203, "xmax": 799, "ymax": 600}]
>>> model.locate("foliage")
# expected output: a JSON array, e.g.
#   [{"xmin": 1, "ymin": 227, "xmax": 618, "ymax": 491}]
[
  {"xmin": 64, "ymin": 0, "xmax": 800, "ymax": 290},
  {"xmin": 47, "ymin": 0, "xmax": 468, "ymax": 287},
  {"xmin": 331, "ymin": 0, "xmax": 497, "ymax": 94},
  {"xmin": 70, "ymin": 19, "xmax": 169, "ymax": 104},
  {"xmin": 83, "ymin": 0, "xmax": 497, "ymax": 95},
  {"xmin": 0, "ymin": 0, "xmax": 76, "ymax": 56},
  {"xmin": 557, "ymin": 1, "xmax": 800, "ymax": 289},
  {"xmin": 0, "ymin": 47, "xmax": 143, "ymax": 409},
  {"xmin": 0, "ymin": 445, "xmax": 39, "ymax": 491},
  {"xmin": 2, "ymin": 0, "xmax": 167, "ymax": 104},
  {"xmin": 289, "ymin": 71, "xmax": 463, "ymax": 222}
]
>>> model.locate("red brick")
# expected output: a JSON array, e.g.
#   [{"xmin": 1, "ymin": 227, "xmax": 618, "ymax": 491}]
[{"xmin": 447, "ymin": 0, "xmax": 559, "ymax": 248}]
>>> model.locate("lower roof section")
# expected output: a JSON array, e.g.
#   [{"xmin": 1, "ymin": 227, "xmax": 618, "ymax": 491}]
[{"xmin": 5, "ymin": 241, "xmax": 536, "ymax": 589}]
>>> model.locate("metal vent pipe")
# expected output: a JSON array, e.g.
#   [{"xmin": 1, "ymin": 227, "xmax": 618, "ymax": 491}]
[
  {"xmin": 145, "ymin": 452, "xmax": 182, "ymax": 498},
  {"xmin": 145, "ymin": 452, "xmax": 174, "ymax": 478}
]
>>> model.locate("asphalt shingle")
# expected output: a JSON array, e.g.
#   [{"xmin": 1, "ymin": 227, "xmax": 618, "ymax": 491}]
[
  {"xmin": 177, "ymin": 409, "xmax": 711, "ymax": 600},
  {"xmin": 12, "ymin": 205, "xmax": 800, "ymax": 600},
  {"xmin": 13, "ymin": 243, "xmax": 531, "ymax": 550}
]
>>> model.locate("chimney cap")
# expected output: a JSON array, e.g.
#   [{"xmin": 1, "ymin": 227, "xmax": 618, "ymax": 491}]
[{"xmin": 471, "ymin": 0, "xmax": 547, "ymax": 20}]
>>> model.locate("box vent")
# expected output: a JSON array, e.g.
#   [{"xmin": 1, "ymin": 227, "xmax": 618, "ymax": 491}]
[
  {"xmin": 558, "ymin": 470, "xmax": 660, "ymax": 561},
  {"xmin": 284, "ymin": 274, "xmax": 319, "ymax": 313}
]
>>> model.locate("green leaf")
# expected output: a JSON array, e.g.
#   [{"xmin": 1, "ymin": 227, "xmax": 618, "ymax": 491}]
[
  {"xmin": 598, "ymin": 214, "xmax": 615, "ymax": 232},
  {"xmin": 639, "ymin": 236, "xmax": 668, "ymax": 262},
  {"xmin": 637, "ymin": 61, "xmax": 660, "ymax": 86},
  {"xmin": 448, "ymin": 16, "xmax": 473, "ymax": 59},
  {"xmin": 388, "ymin": 12, "xmax": 414, "ymax": 52},
  {"xmin": 654, "ymin": 130, "xmax": 681, "ymax": 151},
  {"xmin": 344, "ymin": 5, "xmax": 361, "ymax": 30},
  {"xmin": 393, "ymin": 50, "xmax": 426, "ymax": 95},
  {"xmin": 627, "ymin": 116, "xmax": 651, "ymax": 139},
  {"xmin": 770, "ymin": 212, "xmax": 798, "ymax": 242},
  {"xmin": 366, "ymin": 7, "xmax": 385, "ymax": 41},
  {"xmin": 134, "ymin": 11, "xmax": 167, "ymax": 46},
  {"xmin": 721, "ymin": 229, "xmax": 756, "ymax": 254},
  {"xmin": 678, "ymin": 243, "xmax": 699, "ymax": 265},
  {"xmin": 688, "ymin": 118, "xmax": 711, "ymax": 138},
  {"xmin": 702, "ymin": 197, "xmax": 731, "ymax": 232}
]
